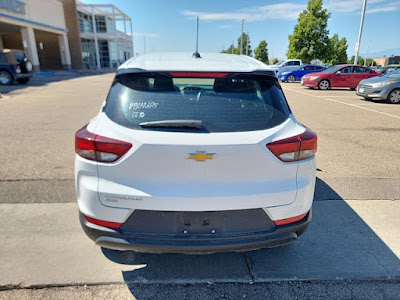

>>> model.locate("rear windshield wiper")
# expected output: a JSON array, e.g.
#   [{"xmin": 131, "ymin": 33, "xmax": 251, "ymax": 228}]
[{"xmin": 139, "ymin": 120, "xmax": 204, "ymax": 129}]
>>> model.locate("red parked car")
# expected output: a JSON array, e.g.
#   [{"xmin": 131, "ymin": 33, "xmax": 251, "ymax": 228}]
[{"xmin": 301, "ymin": 65, "xmax": 379, "ymax": 90}]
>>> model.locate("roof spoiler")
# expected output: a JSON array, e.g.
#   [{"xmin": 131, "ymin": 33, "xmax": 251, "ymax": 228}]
[{"xmin": 116, "ymin": 68, "xmax": 277, "ymax": 78}]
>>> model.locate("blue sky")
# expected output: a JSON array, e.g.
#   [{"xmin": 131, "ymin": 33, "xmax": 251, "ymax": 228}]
[{"xmin": 82, "ymin": 0, "xmax": 400, "ymax": 59}]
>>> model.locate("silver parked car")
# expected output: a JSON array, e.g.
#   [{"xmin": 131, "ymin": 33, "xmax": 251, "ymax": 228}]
[{"xmin": 357, "ymin": 69, "xmax": 400, "ymax": 104}]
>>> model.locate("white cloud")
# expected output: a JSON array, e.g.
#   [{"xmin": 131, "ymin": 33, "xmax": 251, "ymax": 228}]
[
  {"xmin": 182, "ymin": 0, "xmax": 400, "ymax": 23},
  {"xmin": 182, "ymin": 3, "xmax": 306, "ymax": 22},
  {"xmin": 325, "ymin": 0, "xmax": 400, "ymax": 14}
]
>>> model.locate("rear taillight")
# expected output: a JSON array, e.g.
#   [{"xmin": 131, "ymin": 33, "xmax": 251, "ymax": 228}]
[
  {"xmin": 75, "ymin": 125, "xmax": 132, "ymax": 163},
  {"xmin": 16, "ymin": 65, "xmax": 21, "ymax": 73},
  {"xmin": 273, "ymin": 212, "xmax": 308, "ymax": 226},
  {"xmin": 83, "ymin": 215, "xmax": 123, "ymax": 229},
  {"xmin": 267, "ymin": 128, "xmax": 317, "ymax": 162}
]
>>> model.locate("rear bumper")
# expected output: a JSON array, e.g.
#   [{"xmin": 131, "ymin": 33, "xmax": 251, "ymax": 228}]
[
  {"xmin": 16, "ymin": 73, "xmax": 33, "ymax": 79},
  {"xmin": 79, "ymin": 209, "xmax": 312, "ymax": 254}
]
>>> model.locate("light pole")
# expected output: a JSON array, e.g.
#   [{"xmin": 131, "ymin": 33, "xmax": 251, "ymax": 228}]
[
  {"xmin": 240, "ymin": 19, "xmax": 244, "ymax": 55},
  {"xmin": 354, "ymin": 0, "xmax": 367, "ymax": 65}
]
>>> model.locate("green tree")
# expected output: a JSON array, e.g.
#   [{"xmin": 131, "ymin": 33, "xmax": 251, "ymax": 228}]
[
  {"xmin": 222, "ymin": 44, "xmax": 238, "ymax": 54},
  {"xmin": 348, "ymin": 56, "xmax": 364, "ymax": 65},
  {"xmin": 287, "ymin": 0, "xmax": 331, "ymax": 63},
  {"xmin": 221, "ymin": 33, "xmax": 252, "ymax": 56},
  {"xmin": 347, "ymin": 56, "xmax": 377, "ymax": 66},
  {"xmin": 254, "ymin": 40, "xmax": 269, "ymax": 63},
  {"xmin": 327, "ymin": 34, "xmax": 348, "ymax": 65},
  {"xmin": 365, "ymin": 58, "xmax": 376, "ymax": 66},
  {"xmin": 238, "ymin": 32, "xmax": 252, "ymax": 56}
]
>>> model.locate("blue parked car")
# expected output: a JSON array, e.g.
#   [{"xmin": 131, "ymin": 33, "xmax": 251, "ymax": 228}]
[{"xmin": 278, "ymin": 65, "xmax": 326, "ymax": 83}]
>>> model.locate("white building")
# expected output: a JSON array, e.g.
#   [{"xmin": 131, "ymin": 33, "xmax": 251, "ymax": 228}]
[
  {"xmin": 0, "ymin": 0, "xmax": 72, "ymax": 71},
  {"xmin": 76, "ymin": 2, "xmax": 133, "ymax": 70}
]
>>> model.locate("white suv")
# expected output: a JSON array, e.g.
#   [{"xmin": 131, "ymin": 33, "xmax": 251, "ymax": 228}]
[{"xmin": 75, "ymin": 52, "xmax": 317, "ymax": 254}]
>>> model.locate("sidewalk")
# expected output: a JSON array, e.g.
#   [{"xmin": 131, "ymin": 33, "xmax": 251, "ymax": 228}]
[{"xmin": 1, "ymin": 200, "xmax": 399, "ymax": 289}]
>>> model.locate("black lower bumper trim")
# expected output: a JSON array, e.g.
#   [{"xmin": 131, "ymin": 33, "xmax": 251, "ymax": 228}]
[{"xmin": 80, "ymin": 209, "xmax": 312, "ymax": 254}]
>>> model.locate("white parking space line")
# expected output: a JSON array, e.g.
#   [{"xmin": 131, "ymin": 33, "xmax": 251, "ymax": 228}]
[
  {"xmin": 284, "ymin": 87, "xmax": 400, "ymax": 120},
  {"xmin": 319, "ymin": 95, "xmax": 360, "ymax": 98}
]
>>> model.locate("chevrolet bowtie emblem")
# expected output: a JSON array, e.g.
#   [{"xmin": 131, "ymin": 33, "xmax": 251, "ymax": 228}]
[{"xmin": 187, "ymin": 151, "xmax": 216, "ymax": 162}]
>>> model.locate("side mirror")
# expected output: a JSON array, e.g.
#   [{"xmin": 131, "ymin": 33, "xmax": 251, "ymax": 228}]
[{"xmin": 335, "ymin": 71, "xmax": 342, "ymax": 75}]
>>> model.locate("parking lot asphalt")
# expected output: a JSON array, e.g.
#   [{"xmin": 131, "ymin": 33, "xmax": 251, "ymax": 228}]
[{"xmin": 0, "ymin": 76, "xmax": 399, "ymax": 298}]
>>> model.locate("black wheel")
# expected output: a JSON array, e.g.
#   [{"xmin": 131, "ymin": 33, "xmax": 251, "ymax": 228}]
[
  {"xmin": 363, "ymin": 97, "xmax": 372, "ymax": 101},
  {"xmin": 287, "ymin": 75, "xmax": 296, "ymax": 83},
  {"xmin": 318, "ymin": 79, "xmax": 330, "ymax": 90},
  {"xmin": 20, "ymin": 59, "xmax": 33, "ymax": 73},
  {"xmin": 350, "ymin": 88, "xmax": 356, "ymax": 91},
  {"xmin": 17, "ymin": 78, "xmax": 30, "ymax": 84},
  {"xmin": 0, "ymin": 70, "xmax": 13, "ymax": 85},
  {"xmin": 386, "ymin": 89, "xmax": 400, "ymax": 104}
]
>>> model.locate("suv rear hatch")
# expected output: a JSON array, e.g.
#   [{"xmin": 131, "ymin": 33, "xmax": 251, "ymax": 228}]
[{"xmin": 93, "ymin": 72, "xmax": 302, "ymax": 211}]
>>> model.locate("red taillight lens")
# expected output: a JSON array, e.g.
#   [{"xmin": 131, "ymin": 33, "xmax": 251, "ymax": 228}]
[
  {"xmin": 267, "ymin": 128, "xmax": 317, "ymax": 162},
  {"xmin": 273, "ymin": 212, "xmax": 308, "ymax": 226},
  {"xmin": 75, "ymin": 125, "xmax": 132, "ymax": 163},
  {"xmin": 83, "ymin": 215, "xmax": 123, "ymax": 229}
]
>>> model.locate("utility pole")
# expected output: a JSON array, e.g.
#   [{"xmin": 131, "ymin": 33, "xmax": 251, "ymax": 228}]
[
  {"xmin": 240, "ymin": 19, "xmax": 244, "ymax": 55},
  {"xmin": 354, "ymin": 0, "xmax": 367, "ymax": 65}
]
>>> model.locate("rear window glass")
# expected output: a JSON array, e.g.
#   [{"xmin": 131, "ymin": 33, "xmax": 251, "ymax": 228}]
[{"xmin": 104, "ymin": 73, "xmax": 291, "ymax": 133}]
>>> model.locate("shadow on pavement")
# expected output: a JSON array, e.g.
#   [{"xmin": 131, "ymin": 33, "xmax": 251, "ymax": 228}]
[
  {"xmin": 101, "ymin": 178, "xmax": 400, "ymax": 297},
  {"xmin": 0, "ymin": 71, "xmax": 114, "ymax": 95}
]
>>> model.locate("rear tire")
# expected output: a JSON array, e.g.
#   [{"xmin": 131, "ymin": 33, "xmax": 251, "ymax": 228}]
[
  {"xmin": 318, "ymin": 79, "xmax": 330, "ymax": 90},
  {"xmin": 350, "ymin": 88, "xmax": 356, "ymax": 91},
  {"xmin": 363, "ymin": 97, "xmax": 372, "ymax": 101},
  {"xmin": 386, "ymin": 89, "xmax": 400, "ymax": 104},
  {"xmin": 17, "ymin": 78, "xmax": 30, "ymax": 84},
  {"xmin": 287, "ymin": 75, "xmax": 295, "ymax": 83},
  {"xmin": 0, "ymin": 70, "xmax": 13, "ymax": 85},
  {"xmin": 21, "ymin": 59, "xmax": 33, "ymax": 73}
]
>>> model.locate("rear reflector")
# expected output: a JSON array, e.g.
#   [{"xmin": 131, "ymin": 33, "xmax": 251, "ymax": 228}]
[
  {"xmin": 273, "ymin": 212, "xmax": 308, "ymax": 226},
  {"xmin": 169, "ymin": 72, "xmax": 228, "ymax": 78},
  {"xmin": 75, "ymin": 125, "xmax": 132, "ymax": 163},
  {"xmin": 83, "ymin": 215, "xmax": 123, "ymax": 229},
  {"xmin": 267, "ymin": 128, "xmax": 317, "ymax": 162}
]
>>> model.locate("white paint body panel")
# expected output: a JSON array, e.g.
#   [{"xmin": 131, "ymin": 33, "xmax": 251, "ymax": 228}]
[
  {"xmin": 119, "ymin": 52, "xmax": 274, "ymax": 73},
  {"xmin": 75, "ymin": 53, "xmax": 316, "ymax": 224},
  {"xmin": 75, "ymin": 115, "xmax": 315, "ymax": 222}
]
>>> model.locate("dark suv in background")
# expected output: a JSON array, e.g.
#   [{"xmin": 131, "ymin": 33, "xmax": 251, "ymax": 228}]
[{"xmin": 0, "ymin": 49, "xmax": 33, "ymax": 85}]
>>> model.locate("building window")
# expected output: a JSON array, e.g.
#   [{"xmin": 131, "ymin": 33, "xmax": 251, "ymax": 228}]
[
  {"xmin": 95, "ymin": 16, "xmax": 107, "ymax": 33},
  {"xmin": 108, "ymin": 17, "xmax": 116, "ymax": 33},
  {"xmin": 81, "ymin": 38, "xmax": 96, "ymax": 69},
  {"xmin": 78, "ymin": 11, "xmax": 93, "ymax": 33},
  {"xmin": 98, "ymin": 40, "xmax": 110, "ymax": 68},
  {"xmin": 109, "ymin": 41, "xmax": 118, "ymax": 67}
]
